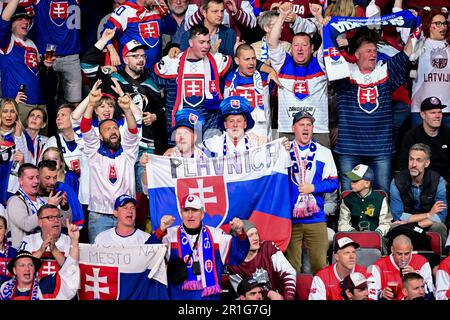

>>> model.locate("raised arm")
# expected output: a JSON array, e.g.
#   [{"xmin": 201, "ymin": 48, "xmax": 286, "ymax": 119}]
[
  {"xmin": 1, "ymin": 0, "xmax": 19, "ymax": 21},
  {"xmin": 267, "ymin": 2, "xmax": 291, "ymax": 49}
]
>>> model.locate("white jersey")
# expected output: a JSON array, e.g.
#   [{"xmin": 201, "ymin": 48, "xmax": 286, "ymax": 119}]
[
  {"xmin": 411, "ymin": 38, "xmax": 450, "ymax": 113},
  {"xmin": 435, "ymin": 256, "xmax": 450, "ymax": 300},
  {"xmin": 82, "ymin": 125, "xmax": 139, "ymax": 214},
  {"xmin": 44, "ymin": 134, "xmax": 83, "ymax": 176},
  {"xmin": 19, "ymin": 233, "xmax": 71, "ymax": 257},
  {"xmin": 202, "ymin": 132, "xmax": 259, "ymax": 157},
  {"xmin": 224, "ymin": 69, "xmax": 271, "ymax": 138},
  {"xmin": 94, "ymin": 227, "xmax": 151, "ymax": 245},
  {"xmin": 18, "ymin": 233, "xmax": 71, "ymax": 278},
  {"xmin": 269, "ymin": 44, "xmax": 328, "ymax": 133}
]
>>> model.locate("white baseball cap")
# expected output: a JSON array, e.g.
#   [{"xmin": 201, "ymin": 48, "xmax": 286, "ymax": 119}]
[
  {"xmin": 182, "ymin": 194, "xmax": 204, "ymax": 210},
  {"xmin": 341, "ymin": 272, "xmax": 368, "ymax": 290},
  {"xmin": 334, "ymin": 236, "xmax": 360, "ymax": 253}
]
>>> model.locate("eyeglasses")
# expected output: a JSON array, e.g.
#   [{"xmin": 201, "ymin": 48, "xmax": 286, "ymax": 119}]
[
  {"xmin": 431, "ymin": 21, "xmax": 448, "ymax": 27},
  {"xmin": 40, "ymin": 214, "xmax": 62, "ymax": 221},
  {"xmin": 126, "ymin": 54, "xmax": 147, "ymax": 59}
]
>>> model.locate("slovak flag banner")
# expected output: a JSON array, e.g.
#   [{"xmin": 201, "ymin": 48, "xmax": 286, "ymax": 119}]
[
  {"xmin": 78, "ymin": 244, "xmax": 169, "ymax": 300},
  {"xmin": 147, "ymin": 139, "xmax": 292, "ymax": 251}
]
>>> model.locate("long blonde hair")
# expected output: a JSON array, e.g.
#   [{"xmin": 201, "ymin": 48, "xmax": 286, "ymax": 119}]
[
  {"xmin": 325, "ymin": 0, "xmax": 356, "ymax": 17},
  {"xmin": 0, "ymin": 99, "xmax": 20, "ymax": 140}
]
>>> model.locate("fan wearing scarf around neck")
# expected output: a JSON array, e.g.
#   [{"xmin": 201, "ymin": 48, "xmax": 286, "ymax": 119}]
[
  {"xmin": 0, "ymin": 219, "xmax": 80, "ymax": 300},
  {"xmin": 153, "ymin": 194, "xmax": 250, "ymax": 300},
  {"xmin": 201, "ymin": 96, "xmax": 263, "ymax": 156},
  {"xmin": 285, "ymin": 111, "xmax": 339, "ymax": 275}
]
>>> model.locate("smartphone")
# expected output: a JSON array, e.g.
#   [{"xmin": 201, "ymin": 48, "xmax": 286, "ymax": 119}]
[{"xmin": 19, "ymin": 84, "xmax": 26, "ymax": 93}]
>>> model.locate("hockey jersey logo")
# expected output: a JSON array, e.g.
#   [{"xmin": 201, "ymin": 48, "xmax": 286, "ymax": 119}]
[
  {"xmin": 70, "ymin": 159, "xmax": 81, "ymax": 174},
  {"xmin": 183, "ymin": 79, "xmax": 204, "ymax": 107},
  {"xmin": 24, "ymin": 49, "xmax": 39, "ymax": 75},
  {"xmin": 138, "ymin": 21, "xmax": 160, "ymax": 48},
  {"xmin": 232, "ymin": 89, "xmax": 263, "ymax": 109},
  {"xmin": 78, "ymin": 263, "xmax": 119, "ymax": 300},
  {"xmin": 293, "ymin": 80, "xmax": 309, "ymax": 101},
  {"xmin": 49, "ymin": 1, "xmax": 69, "ymax": 27},
  {"xmin": 358, "ymin": 86, "xmax": 379, "ymax": 114},
  {"xmin": 176, "ymin": 176, "xmax": 228, "ymax": 221},
  {"xmin": 38, "ymin": 259, "xmax": 60, "ymax": 278},
  {"xmin": 325, "ymin": 47, "xmax": 341, "ymax": 61},
  {"xmin": 108, "ymin": 164, "xmax": 118, "ymax": 184}
]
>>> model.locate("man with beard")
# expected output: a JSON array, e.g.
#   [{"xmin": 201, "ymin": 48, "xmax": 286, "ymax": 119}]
[
  {"xmin": 227, "ymin": 220, "xmax": 296, "ymax": 300},
  {"xmin": 102, "ymin": 0, "xmax": 177, "ymax": 68},
  {"xmin": 80, "ymin": 84, "xmax": 139, "ymax": 243},
  {"xmin": 165, "ymin": 0, "xmax": 189, "ymax": 47},
  {"xmin": 36, "ymin": 160, "xmax": 83, "ymax": 230},
  {"xmin": 18, "ymin": 204, "xmax": 72, "ymax": 279},
  {"xmin": 390, "ymin": 143, "xmax": 448, "ymax": 245},
  {"xmin": 396, "ymin": 97, "xmax": 450, "ymax": 184}
]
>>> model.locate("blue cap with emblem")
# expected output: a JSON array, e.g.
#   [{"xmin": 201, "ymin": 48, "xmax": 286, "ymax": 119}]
[
  {"xmin": 172, "ymin": 109, "xmax": 204, "ymax": 132},
  {"xmin": 217, "ymin": 96, "xmax": 255, "ymax": 131},
  {"xmin": 114, "ymin": 194, "xmax": 137, "ymax": 210}
]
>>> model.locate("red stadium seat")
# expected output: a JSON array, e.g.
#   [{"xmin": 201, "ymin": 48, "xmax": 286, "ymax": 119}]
[
  {"xmin": 296, "ymin": 273, "xmax": 313, "ymax": 300},
  {"xmin": 426, "ymin": 231, "xmax": 442, "ymax": 256}
]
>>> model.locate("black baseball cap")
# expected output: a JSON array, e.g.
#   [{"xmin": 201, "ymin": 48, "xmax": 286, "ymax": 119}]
[
  {"xmin": 420, "ymin": 97, "xmax": 446, "ymax": 112},
  {"xmin": 237, "ymin": 277, "xmax": 264, "ymax": 296},
  {"xmin": 292, "ymin": 111, "xmax": 315, "ymax": 125}
]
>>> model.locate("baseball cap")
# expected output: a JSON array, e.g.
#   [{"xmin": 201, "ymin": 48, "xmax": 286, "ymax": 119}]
[
  {"xmin": 292, "ymin": 110, "xmax": 315, "ymax": 125},
  {"xmin": 11, "ymin": 6, "xmax": 32, "ymax": 23},
  {"xmin": 340, "ymin": 272, "xmax": 368, "ymax": 291},
  {"xmin": 334, "ymin": 236, "xmax": 360, "ymax": 253},
  {"xmin": 237, "ymin": 277, "xmax": 264, "ymax": 296},
  {"xmin": 345, "ymin": 164, "xmax": 374, "ymax": 182},
  {"xmin": 114, "ymin": 194, "xmax": 137, "ymax": 210},
  {"xmin": 122, "ymin": 39, "xmax": 149, "ymax": 59},
  {"xmin": 181, "ymin": 194, "xmax": 204, "ymax": 210},
  {"xmin": 420, "ymin": 96, "xmax": 446, "ymax": 112},
  {"xmin": 7, "ymin": 250, "xmax": 41, "ymax": 276},
  {"xmin": 172, "ymin": 109, "xmax": 204, "ymax": 132},
  {"xmin": 218, "ymin": 96, "xmax": 255, "ymax": 131}
]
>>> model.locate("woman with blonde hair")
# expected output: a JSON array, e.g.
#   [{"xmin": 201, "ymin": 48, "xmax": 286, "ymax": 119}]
[
  {"xmin": 0, "ymin": 99, "xmax": 27, "ymax": 205},
  {"xmin": 41, "ymin": 147, "xmax": 66, "ymax": 183}
]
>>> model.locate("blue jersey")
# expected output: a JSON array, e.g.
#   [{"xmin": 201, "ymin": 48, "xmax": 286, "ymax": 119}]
[
  {"xmin": 30, "ymin": 0, "xmax": 80, "ymax": 56},
  {"xmin": 104, "ymin": 0, "xmax": 177, "ymax": 68},
  {"xmin": 333, "ymin": 52, "xmax": 409, "ymax": 156},
  {"xmin": 0, "ymin": 18, "xmax": 43, "ymax": 104}
]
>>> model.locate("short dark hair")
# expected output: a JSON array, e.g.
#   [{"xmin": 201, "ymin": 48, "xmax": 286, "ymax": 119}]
[
  {"xmin": 98, "ymin": 118, "xmax": 118, "ymax": 132},
  {"xmin": 402, "ymin": 272, "xmax": 423, "ymax": 289},
  {"xmin": 235, "ymin": 43, "xmax": 255, "ymax": 57},
  {"xmin": 203, "ymin": 0, "xmax": 223, "ymax": 11},
  {"xmin": 18, "ymin": 163, "xmax": 38, "ymax": 178},
  {"xmin": 37, "ymin": 204, "xmax": 59, "ymax": 218},
  {"xmin": 351, "ymin": 28, "xmax": 380, "ymax": 53},
  {"xmin": 37, "ymin": 159, "xmax": 57, "ymax": 171},
  {"xmin": 293, "ymin": 32, "xmax": 313, "ymax": 44},
  {"xmin": 189, "ymin": 25, "xmax": 209, "ymax": 40},
  {"xmin": 26, "ymin": 107, "xmax": 47, "ymax": 124}
]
